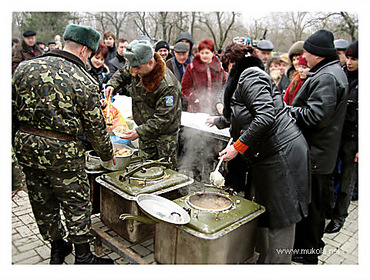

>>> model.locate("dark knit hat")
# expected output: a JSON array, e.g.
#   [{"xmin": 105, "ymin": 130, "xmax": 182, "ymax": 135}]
[
  {"xmin": 345, "ymin": 41, "xmax": 358, "ymax": 58},
  {"xmin": 155, "ymin": 40, "xmax": 170, "ymax": 52},
  {"xmin": 23, "ymin": 30, "xmax": 36, "ymax": 37},
  {"xmin": 123, "ymin": 39, "xmax": 154, "ymax": 67},
  {"xmin": 63, "ymin": 24, "xmax": 101, "ymax": 52},
  {"xmin": 303, "ymin": 29, "xmax": 336, "ymax": 58}
]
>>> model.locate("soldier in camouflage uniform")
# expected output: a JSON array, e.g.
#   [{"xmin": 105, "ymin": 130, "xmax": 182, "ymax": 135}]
[
  {"xmin": 12, "ymin": 24, "xmax": 115, "ymax": 265},
  {"xmin": 106, "ymin": 40, "xmax": 182, "ymax": 168}
]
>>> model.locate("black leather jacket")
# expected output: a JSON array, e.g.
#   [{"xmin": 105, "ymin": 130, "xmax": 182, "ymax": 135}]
[
  {"xmin": 290, "ymin": 58, "xmax": 348, "ymax": 175},
  {"xmin": 229, "ymin": 61, "xmax": 310, "ymax": 228}
]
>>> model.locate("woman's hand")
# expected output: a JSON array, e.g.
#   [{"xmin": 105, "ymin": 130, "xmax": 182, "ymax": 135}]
[
  {"xmin": 219, "ymin": 145, "xmax": 238, "ymax": 162},
  {"xmin": 205, "ymin": 116, "xmax": 215, "ymax": 127}
]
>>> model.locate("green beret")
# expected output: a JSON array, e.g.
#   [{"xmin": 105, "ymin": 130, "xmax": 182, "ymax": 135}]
[
  {"xmin": 123, "ymin": 40, "xmax": 154, "ymax": 67},
  {"xmin": 63, "ymin": 24, "xmax": 101, "ymax": 52}
]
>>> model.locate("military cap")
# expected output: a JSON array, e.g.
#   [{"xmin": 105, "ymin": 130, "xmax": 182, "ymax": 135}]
[
  {"xmin": 173, "ymin": 42, "xmax": 189, "ymax": 53},
  {"xmin": 257, "ymin": 39, "xmax": 274, "ymax": 51},
  {"xmin": 334, "ymin": 39, "xmax": 350, "ymax": 50},
  {"xmin": 23, "ymin": 30, "xmax": 36, "ymax": 37},
  {"xmin": 63, "ymin": 24, "xmax": 101, "ymax": 52},
  {"xmin": 123, "ymin": 40, "xmax": 154, "ymax": 67}
]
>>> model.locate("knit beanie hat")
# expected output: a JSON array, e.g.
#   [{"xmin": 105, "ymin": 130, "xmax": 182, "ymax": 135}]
[
  {"xmin": 298, "ymin": 54, "xmax": 308, "ymax": 67},
  {"xmin": 63, "ymin": 24, "xmax": 101, "ymax": 52},
  {"xmin": 123, "ymin": 39, "xmax": 154, "ymax": 67},
  {"xmin": 155, "ymin": 40, "xmax": 170, "ymax": 52},
  {"xmin": 345, "ymin": 41, "xmax": 358, "ymax": 58},
  {"xmin": 303, "ymin": 29, "xmax": 336, "ymax": 58}
]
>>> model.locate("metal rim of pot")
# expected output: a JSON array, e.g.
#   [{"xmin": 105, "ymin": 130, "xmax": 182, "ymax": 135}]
[
  {"xmin": 100, "ymin": 143, "xmax": 135, "ymax": 171},
  {"xmin": 185, "ymin": 191, "xmax": 234, "ymax": 212}
]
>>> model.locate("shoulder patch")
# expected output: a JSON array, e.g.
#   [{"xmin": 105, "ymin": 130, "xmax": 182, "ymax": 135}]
[{"xmin": 165, "ymin": 96, "xmax": 174, "ymax": 106}]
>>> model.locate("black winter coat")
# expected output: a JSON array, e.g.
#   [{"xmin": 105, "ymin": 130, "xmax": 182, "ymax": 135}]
[
  {"xmin": 342, "ymin": 68, "xmax": 358, "ymax": 142},
  {"xmin": 290, "ymin": 58, "xmax": 348, "ymax": 175},
  {"xmin": 229, "ymin": 57, "xmax": 310, "ymax": 229}
]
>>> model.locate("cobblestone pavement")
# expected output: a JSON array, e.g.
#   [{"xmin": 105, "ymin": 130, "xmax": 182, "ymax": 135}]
[{"xmin": 10, "ymin": 189, "xmax": 359, "ymax": 266}]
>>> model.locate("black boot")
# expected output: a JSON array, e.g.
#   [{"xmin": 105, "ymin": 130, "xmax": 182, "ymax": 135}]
[
  {"xmin": 50, "ymin": 239, "xmax": 73, "ymax": 264},
  {"xmin": 74, "ymin": 243, "xmax": 114, "ymax": 264}
]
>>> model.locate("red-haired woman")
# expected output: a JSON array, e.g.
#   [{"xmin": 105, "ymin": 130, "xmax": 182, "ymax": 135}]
[
  {"xmin": 283, "ymin": 54, "xmax": 310, "ymax": 105},
  {"xmin": 87, "ymin": 42, "xmax": 110, "ymax": 98},
  {"xmin": 181, "ymin": 38, "xmax": 227, "ymax": 115}
]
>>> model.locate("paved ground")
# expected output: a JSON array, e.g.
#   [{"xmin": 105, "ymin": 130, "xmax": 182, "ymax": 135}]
[{"xmin": 11, "ymin": 189, "xmax": 358, "ymax": 266}]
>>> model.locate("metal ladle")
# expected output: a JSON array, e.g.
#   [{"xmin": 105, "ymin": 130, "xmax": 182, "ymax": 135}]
[{"xmin": 209, "ymin": 138, "xmax": 233, "ymax": 187}]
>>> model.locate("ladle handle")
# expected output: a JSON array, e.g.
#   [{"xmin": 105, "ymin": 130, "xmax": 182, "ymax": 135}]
[{"xmin": 215, "ymin": 138, "xmax": 233, "ymax": 171}]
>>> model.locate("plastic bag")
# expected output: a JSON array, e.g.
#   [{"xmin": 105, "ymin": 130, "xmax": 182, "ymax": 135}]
[{"xmin": 102, "ymin": 99, "xmax": 128, "ymax": 131}]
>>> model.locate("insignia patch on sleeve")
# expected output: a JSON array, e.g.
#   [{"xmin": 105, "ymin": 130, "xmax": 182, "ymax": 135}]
[{"xmin": 165, "ymin": 96, "xmax": 174, "ymax": 106}]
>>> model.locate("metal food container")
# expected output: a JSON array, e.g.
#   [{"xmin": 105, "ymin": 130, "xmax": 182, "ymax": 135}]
[
  {"xmin": 100, "ymin": 143, "xmax": 134, "ymax": 171},
  {"xmin": 96, "ymin": 160, "xmax": 194, "ymax": 243},
  {"xmin": 154, "ymin": 190, "xmax": 265, "ymax": 264}
]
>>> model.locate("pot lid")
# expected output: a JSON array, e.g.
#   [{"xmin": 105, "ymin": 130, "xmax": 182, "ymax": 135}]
[{"xmin": 137, "ymin": 194, "xmax": 190, "ymax": 225}]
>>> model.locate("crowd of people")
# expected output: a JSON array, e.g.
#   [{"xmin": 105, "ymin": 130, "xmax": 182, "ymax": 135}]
[{"xmin": 11, "ymin": 23, "xmax": 358, "ymax": 265}]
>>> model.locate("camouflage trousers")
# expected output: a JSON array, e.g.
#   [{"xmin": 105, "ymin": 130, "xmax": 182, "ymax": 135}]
[
  {"xmin": 22, "ymin": 166, "xmax": 94, "ymax": 244},
  {"xmin": 139, "ymin": 132, "xmax": 179, "ymax": 169}
]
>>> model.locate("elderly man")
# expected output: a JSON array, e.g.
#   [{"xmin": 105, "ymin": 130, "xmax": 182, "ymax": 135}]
[
  {"xmin": 166, "ymin": 42, "xmax": 192, "ymax": 111},
  {"xmin": 12, "ymin": 30, "xmax": 43, "ymax": 73},
  {"xmin": 334, "ymin": 39, "xmax": 350, "ymax": 67},
  {"xmin": 255, "ymin": 39, "xmax": 274, "ymax": 69},
  {"xmin": 12, "ymin": 24, "xmax": 115, "ymax": 264},
  {"xmin": 289, "ymin": 29, "xmax": 348, "ymax": 264},
  {"xmin": 105, "ymin": 40, "xmax": 182, "ymax": 168}
]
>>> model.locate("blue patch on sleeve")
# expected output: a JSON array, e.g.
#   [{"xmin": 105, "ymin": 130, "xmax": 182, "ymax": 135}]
[{"xmin": 165, "ymin": 96, "xmax": 174, "ymax": 106}]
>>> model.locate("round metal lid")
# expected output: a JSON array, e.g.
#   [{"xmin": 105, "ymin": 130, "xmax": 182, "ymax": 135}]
[{"xmin": 136, "ymin": 194, "xmax": 190, "ymax": 225}]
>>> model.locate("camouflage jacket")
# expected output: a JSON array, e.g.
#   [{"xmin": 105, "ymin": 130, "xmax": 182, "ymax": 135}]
[
  {"xmin": 12, "ymin": 49, "xmax": 113, "ymax": 172},
  {"xmin": 107, "ymin": 53, "xmax": 182, "ymax": 141}
]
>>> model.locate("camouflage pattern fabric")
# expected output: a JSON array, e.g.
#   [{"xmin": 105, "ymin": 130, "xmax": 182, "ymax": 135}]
[
  {"xmin": 139, "ymin": 132, "xmax": 179, "ymax": 169},
  {"xmin": 12, "ymin": 49, "xmax": 113, "ymax": 172},
  {"xmin": 107, "ymin": 53, "xmax": 182, "ymax": 166},
  {"xmin": 12, "ymin": 147, "xmax": 26, "ymax": 192},
  {"xmin": 12, "ymin": 49, "xmax": 113, "ymax": 245},
  {"xmin": 22, "ymin": 166, "xmax": 94, "ymax": 244}
]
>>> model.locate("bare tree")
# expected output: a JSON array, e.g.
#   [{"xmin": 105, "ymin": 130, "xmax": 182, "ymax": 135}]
[{"xmin": 198, "ymin": 12, "xmax": 237, "ymax": 50}]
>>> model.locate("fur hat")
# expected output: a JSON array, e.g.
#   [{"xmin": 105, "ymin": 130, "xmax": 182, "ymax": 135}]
[
  {"xmin": 288, "ymin": 41, "xmax": 304, "ymax": 62},
  {"xmin": 123, "ymin": 39, "xmax": 154, "ymax": 67},
  {"xmin": 303, "ymin": 29, "xmax": 336, "ymax": 58},
  {"xmin": 63, "ymin": 24, "xmax": 101, "ymax": 52},
  {"xmin": 345, "ymin": 41, "xmax": 358, "ymax": 58}
]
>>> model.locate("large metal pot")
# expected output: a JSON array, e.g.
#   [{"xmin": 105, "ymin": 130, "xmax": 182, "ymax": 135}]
[
  {"xmin": 154, "ymin": 190, "xmax": 265, "ymax": 264},
  {"xmin": 100, "ymin": 143, "xmax": 134, "ymax": 171}
]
